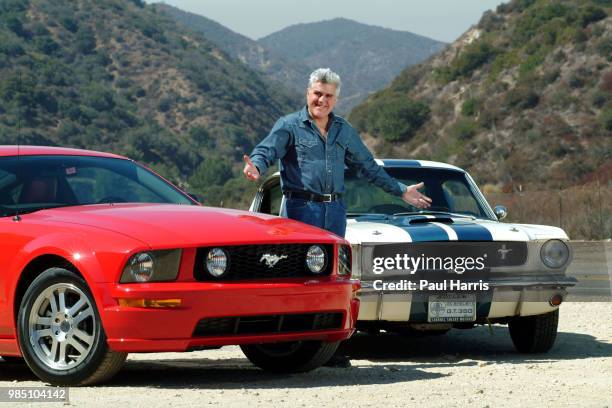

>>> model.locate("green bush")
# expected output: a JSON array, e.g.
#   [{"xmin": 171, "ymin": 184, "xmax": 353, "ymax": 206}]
[
  {"xmin": 372, "ymin": 97, "xmax": 431, "ymax": 142},
  {"xmin": 577, "ymin": 6, "xmax": 607, "ymax": 27},
  {"xmin": 505, "ymin": 86, "xmax": 540, "ymax": 110},
  {"xmin": 75, "ymin": 27, "xmax": 96, "ymax": 54},
  {"xmin": 450, "ymin": 118, "xmax": 479, "ymax": 140},
  {"xmin": 461, "ymin": 98, "xmax": 479, "ymax": 116},
  {"xmin": 600, "ymin": 107, "xmax": 612, "ymax": 131},
  {"xmin": 189, "ymin": 158, "xmax": 234, "ymax": 189},
  {"xmin": 452, "ymin": 40, "xmax": 498, "ymax": 79}
]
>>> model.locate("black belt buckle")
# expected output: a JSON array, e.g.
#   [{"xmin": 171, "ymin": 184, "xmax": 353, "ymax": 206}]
[{"xmin": 322, "ymin": 194, "xmax": 333, "ymax": 202}]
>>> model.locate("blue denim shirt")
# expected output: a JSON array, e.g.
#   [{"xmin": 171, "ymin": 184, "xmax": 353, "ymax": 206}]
[{"xmin": 249, "ymin": 106, "xmax": 404, "ymax": 196}]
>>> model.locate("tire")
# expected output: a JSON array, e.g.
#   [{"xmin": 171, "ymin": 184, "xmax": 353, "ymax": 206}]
[
  {"xmin": 509, "ymin": 309, "xmax": 559, "ymax": 353},
  {"xmin": 241, "ymin": 340, "xmax": 340, "ymax": 373},
  {"xmin": 1, "ymin": 356, "xmax": 25, "ymax": 364},
  {"xmin": 17, "ymin": 268, "xmax": 127, "ymax": 386}
]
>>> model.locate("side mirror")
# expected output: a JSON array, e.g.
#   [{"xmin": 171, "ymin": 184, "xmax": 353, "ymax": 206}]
[{"xmin": 494, "ymin": 205, "xmax": 508, "ymax": 220}]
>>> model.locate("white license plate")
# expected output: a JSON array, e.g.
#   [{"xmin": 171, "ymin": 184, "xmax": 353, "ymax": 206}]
[{"xmin": 428, "ymin": 294, "xmax": 476, "ymax": 322}]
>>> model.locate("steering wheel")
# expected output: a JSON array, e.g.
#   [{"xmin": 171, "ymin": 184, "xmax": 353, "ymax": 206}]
[
  {"xmin": 96, "ymin": 196, "xmax": 127, "ymax": 204},
  {"xmin": 366, "ymin": 204, "xmax": 408, "ymax": 214}
]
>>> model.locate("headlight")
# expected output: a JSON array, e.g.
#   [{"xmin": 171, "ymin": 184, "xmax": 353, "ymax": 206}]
[
  {"xmin": 338, "ymin": 245, "xmax": 351, "ymax": 276},
  {"xmin": 121, "ymin": 249, "xmax": 182, "ymax": 283},
  {"xmin": 540, "ymin": 240, "xmax": 569, "ymax": 268},
  {"xmin": 306, "ymin": 245, "xmax": 326, "ymax": 274},
  {"xmin": 206, "ymin": 248, "xmax": 229, "ymax": 277}
]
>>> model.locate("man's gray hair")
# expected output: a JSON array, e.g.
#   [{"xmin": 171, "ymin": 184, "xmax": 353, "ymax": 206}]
[{"xmin": 308, "ymin": 68, "xmax": 341, "ymax": 97}]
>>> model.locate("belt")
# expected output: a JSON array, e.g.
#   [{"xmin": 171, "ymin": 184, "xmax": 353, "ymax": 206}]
[{"xmin": 284, "ymin": 191, "xmax": 342, "ymax": 203}]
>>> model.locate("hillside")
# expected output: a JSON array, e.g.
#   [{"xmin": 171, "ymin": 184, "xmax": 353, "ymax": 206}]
[
  {"xmin": 153, "ymin": 3, "xmax": 309, "ymax": 95},
  {"xmin": 350, "ymin": 0, "xmax": 611, "ymax": 191},
  {"xmin": 0, "ymin": 0, "xmax": 300, "ymax": 207},
  {"xmin": 260, "ymin": 18, "xmax": 447, "ymax": 113}
]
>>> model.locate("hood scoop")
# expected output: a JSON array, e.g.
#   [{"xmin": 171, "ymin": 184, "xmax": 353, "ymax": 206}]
[{"xmin": 409, "ymin": 217, "xmax": 454, "ymax": 224}]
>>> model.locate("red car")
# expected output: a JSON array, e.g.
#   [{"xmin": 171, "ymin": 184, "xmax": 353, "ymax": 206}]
[{"xmin": 0, "ymin": 146, "xmax": 359, "ymax": 385}]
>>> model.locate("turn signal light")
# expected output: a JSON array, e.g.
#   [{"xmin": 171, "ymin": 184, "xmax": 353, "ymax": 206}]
[
  {"xmin": 118, "ymin": 298, "xmax": 183, "ymax": 308},
  {"xmin": 549, "ymin": 294, "xmax": 563, "ymax": 307}
]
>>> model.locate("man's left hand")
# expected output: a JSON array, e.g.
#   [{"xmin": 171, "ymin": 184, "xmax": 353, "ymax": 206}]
[{"xmin": 401, "ymin": 182, "xmax": 432, "ymax": 209}]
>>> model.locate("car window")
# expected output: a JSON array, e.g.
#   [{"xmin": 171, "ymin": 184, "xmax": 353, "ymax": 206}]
[
  {"xmin": 441, "ymin": 180, "xmax": 482, "ymax": 215},
  {"xmin": 0, "ymin": 155, "xmax": 194, "ymax": 216},
  {"xmin": 344, "ymin": 166, "xmax": 493, "ymax": 219}
]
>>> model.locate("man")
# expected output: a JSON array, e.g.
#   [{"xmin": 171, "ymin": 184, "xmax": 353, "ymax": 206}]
[{"xmin": 243, "ymin": 68, "xmax": 431, "ymax": 238}]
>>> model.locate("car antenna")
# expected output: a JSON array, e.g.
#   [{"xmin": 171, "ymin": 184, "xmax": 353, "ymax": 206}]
[{"xmin": 13, "ymin": 69, "xmax": 23, "ymax": 222}]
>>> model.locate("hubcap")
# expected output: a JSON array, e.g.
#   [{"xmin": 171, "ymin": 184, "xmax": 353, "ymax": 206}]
[{"xmin": 28, "ymin": 283, "xmax": 96, "ymax": 371}]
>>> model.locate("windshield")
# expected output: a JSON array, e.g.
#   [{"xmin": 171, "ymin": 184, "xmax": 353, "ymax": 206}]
[
  {"xmin": 0, "ymin": 155, "xmax": 195, "ymax": 217},
  {"xmin": 344, "ymin": 166, "xmax": 494, "ymax": 220}
]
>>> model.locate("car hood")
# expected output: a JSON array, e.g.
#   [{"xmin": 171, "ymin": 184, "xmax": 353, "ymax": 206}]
[
  {"xmin": 346, "ymin": 214, "xmax": 568, "ymax": 244},
  {"xmin": 33, "ymin": 204, "xmax": 341, "ymax": 247}
]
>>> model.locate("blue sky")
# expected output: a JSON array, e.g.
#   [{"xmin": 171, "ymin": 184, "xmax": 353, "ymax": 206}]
[{"xmin": 151, "ymin": 0, "xmax": 506, "ymax": 42}]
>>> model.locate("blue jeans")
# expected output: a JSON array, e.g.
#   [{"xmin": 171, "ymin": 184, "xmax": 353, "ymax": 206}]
[{"xmin": 282, "ymin": 198, "xmax": 347, "ymax": 238}]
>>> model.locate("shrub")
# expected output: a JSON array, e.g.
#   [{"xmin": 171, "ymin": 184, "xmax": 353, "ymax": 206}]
[
  {"xmin": 452, "ymin": 40, "xmax": 498, "ymax": 79},
  {"xmin": 450, "ymin": 118, "xmax": 479, "ymax": 140},
  {"xmin": 189, "ymin": 158, "xmax": 233, "ymax": 189},
  {"xmin": 577, "ymin": 6, "xmax": 607, "ymax": 27},
  {"xmin": 596, "ymin": 37, "xmax": 612, "ymax": 61},
  {"xmin": 461, "ymin": 98, "xmax": 479, "ymax": 116},
  {"xmin": 75, "ymin": 27, "xmax": 96, "ymax": 54},
  {"xmin": 600, "ymin": 107, "xmax": 612, "ymax": 131},
  {"xmin": 505, "ymin": 86, "xmax": 540, "ymax": 110},
  {"xmin": 591, "ymin": 91, "xmax": 607, "ymax": 108},
  {"xmin": 372, "ymin": 97, "xmax": 430, "ymax": 142}
]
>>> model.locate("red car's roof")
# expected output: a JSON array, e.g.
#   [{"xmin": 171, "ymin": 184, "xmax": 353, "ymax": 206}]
[{"xmin": 0, "ymin": 145, "xmax": 127, "ymax": 159}]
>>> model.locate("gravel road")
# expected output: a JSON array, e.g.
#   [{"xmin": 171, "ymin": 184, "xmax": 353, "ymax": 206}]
[{"xmin": 1, "ymin": 302, "xmax": 610, "ymax": 408}]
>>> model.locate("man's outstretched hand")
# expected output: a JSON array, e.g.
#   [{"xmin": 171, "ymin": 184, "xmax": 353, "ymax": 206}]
[
  {"xmin": 401, "ymin": 182, "xmax": 432, "ymax": 209},
  {"xmin": 243, "ymin": 155, "xmax": 260, "ymax": 181}
]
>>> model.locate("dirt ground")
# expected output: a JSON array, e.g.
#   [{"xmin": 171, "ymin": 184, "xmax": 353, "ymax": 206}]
[{"xmin": 1, "ymin": 302, "xmax": 610, "ymax": 408}]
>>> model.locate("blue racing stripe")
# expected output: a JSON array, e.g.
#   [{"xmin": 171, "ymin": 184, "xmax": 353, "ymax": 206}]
[
  {"xmin": 398, "ymin": 223, "xmax": 449, "ymax": 242},
  {"xmin": 447, "ymin": 222, "xmax": 493, "ymax": 241}
]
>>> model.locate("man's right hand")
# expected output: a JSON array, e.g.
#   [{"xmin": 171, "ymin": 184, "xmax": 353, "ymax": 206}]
[{"xmin": 243, "ymin": 155, "xmax": 260, "ymax": 181}]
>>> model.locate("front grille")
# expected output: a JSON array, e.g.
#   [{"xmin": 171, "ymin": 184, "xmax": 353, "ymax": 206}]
[
  {"xmin": 194, "ymin": 244, "xmax": 333, "ymax": 281},
  {"xmin": 193, "ymin": 313, "xmax": 344, "ymax": 337}
]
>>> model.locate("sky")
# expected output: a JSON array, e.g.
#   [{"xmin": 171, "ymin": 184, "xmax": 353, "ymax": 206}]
[{"xmin": 151, "ymin": 0, "xmax": 507, "ymax": 43}]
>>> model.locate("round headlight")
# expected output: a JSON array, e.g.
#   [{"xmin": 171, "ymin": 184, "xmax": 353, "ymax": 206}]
[
  {"xmin": 540, "ymin": 240, "xmax": 569, "ymax": 268},
  {"xmin": 306, "ymin": 245, "xmax": 326, "ymax": 274},
  {"xmin": 129, "ymin": 252, "xmax": 154, "ymax": 282},
  {"xmin": 206, "ymin": 248, "xmax": 228, "ymax": 277}
]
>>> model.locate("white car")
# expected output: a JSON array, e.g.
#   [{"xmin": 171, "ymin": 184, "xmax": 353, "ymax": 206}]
[{"xmin": 249, "ymin": 159, "xmax": 576, "ymax": 353}]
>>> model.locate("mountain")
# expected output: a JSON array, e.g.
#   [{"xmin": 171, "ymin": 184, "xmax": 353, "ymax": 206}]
[
  {"xmin": 0, "ymin": 0, "xmax": 301, "ymax": 207},
  {"xmin": 259, "ymin": 18, "xmax": 447, "ymax": 113},
  {"xmin": 153, "ymin": 3, "xmax": 309, "ymax": 94},
  {"xmin": 349, "ymin": 0, "xmax": 611, "ymax": 190}
]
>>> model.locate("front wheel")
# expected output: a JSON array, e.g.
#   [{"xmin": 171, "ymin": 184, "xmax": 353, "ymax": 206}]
[
  {"xmin": 17, "ymin": 268, "xmax": 127, "ymax": 386},
  {"xmin": 241, "ymin": 340, "xmax": 339, "ymax": 373},
  {"xmin": 508, "ymin": 309, "xmax": 559, "ymax": 353}
]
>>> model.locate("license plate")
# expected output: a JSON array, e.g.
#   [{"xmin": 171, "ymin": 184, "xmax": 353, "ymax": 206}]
[{"xmin": 428, "ymin": 294, "xmax": 476, "ymax": 322}]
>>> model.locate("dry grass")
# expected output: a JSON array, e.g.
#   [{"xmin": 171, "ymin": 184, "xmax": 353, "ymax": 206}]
[{"xmin": 485, "ymin": 184, "xmax": 611, "ymax": 240}]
